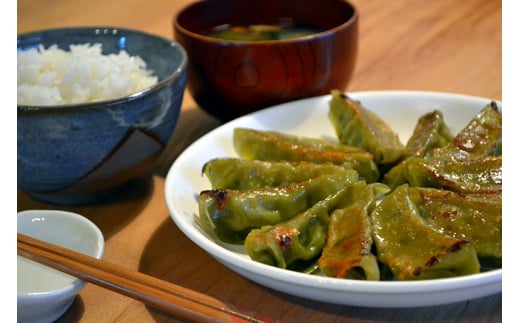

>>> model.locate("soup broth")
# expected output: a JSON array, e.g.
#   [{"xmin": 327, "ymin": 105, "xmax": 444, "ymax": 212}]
[{"xmin": 207, "ymin": 23, "xmax": 323, "ymax": 41}]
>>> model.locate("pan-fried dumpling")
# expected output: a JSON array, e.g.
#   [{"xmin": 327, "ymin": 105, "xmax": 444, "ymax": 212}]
[
  {"xmin": 233, "ymin": 127, "xmax": 379, "ymax": 182},
  {"xmin": 244, "ymin": 182, "xmax": 367, "ymax": 269},
  {"xmin": 405, "ymin": 156, "xmax": 502, "ymax": 194},
  {"xmin": 410, "ymin": 187, "xmax": 501, "ymax": 267},
  {"xmin": 328, "ymin": 90, "xmax": 406, "ymax": 165},
  {"xmin": 199, "ymin": 173, "xmax": 357, "ymax": 244},
  {"xmin": 202, "ymin": 158, "xmax": 358, "ymax": 190},
  {"xmin": 317, "ymin": 183, "xmax": 390, "ymax": 280},
  {"xmin": 370, "ymin": 184, "xmax": 480, "ymax": 280},
  {"xmin": 383, "ymin": 110, "xmax": 453, "ymax": 188}
]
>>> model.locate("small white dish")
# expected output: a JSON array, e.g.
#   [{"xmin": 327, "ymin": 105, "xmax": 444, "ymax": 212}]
[
  {"xmin": 17, "ymin": 210, "xmax": 105, "ymax": 323},
  {"xmin": 164, "ymin": 91, "xmax": 502, "ymax": 308}
]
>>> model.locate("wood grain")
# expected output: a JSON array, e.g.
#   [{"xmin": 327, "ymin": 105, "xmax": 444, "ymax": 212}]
[{"xmin": 17, "ymin": 0, "xmax": 502, "ymax": 322}]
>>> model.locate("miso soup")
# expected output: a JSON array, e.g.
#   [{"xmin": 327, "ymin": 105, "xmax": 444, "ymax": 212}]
[{"xmin": 207, "ymin": 24, "xmax": 323, "ymax": 41}]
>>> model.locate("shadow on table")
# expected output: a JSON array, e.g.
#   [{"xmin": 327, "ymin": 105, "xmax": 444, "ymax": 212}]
[
  {"xmin": 153, "ymin": 105, "xmax": 221, "ymax": 178},
  {"xmin": 17, "ymin": 173, "xmax": 154, "ymax": 241}
]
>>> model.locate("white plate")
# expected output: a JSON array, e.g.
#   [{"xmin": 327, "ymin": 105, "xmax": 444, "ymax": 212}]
[{"xmin": 164, "ymin": 91, "xmax": 502, "ymax": 308}]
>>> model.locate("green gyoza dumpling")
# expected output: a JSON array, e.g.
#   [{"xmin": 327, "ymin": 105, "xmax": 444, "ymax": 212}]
[
  {"xmin": 406, "ymin": 155, "xmax": 502, "ymax": 194},
  {"xmin": 431, "ymin": 101, "xmax": 502, "ymax": 160},
  {"xmin": 244, "ymin": 181, "xmax": 367, "ymax": 270},
  {"xmin": 199, "ymin": 173, "xmax": 357, "ymax": 244},
  {"xmin": 233, "ymin": 127, "xmax": 379, "ymax": 183},
  {"xmin": 383, "ymin": 110, "xmax": 454, "ymax": 188},
  {"xmin": 202, "ymin": 158, "xmax": 359, "ymax": 190},
  {"xmin": 328, "ymin": 90, "xmax": 406, "ymax": 166},
  {"xmin": 385, "ymin": 103, "xmax": 502, "ymax": 192},
  {"xmin": 410, "ymin": 187, "xmax": 502, "ymax": 267},
  {"xmin": 317, "ymin": 182, "xmax": 390, "ymax": 281},
  {"xmin": 404, "ymin": 110, "xmax": 454, "ymax": 157},
  {"xmin": 234, "ymin": 127, "xmax": 366, "ymax": 155},
  {"xmin": 370, "ymin": 184, "xmax": 480, "ymax": 280}
]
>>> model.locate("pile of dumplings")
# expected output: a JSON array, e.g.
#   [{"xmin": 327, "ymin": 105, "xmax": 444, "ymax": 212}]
[{"xmin": 197, "ymin": 90, "xmax": 502, "ymax": 281}]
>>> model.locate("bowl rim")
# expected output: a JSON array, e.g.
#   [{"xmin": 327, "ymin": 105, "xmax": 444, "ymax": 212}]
[
  {"xmin": 17, "ymin": 209, "xmax": 105, "ymax": 298},
  {"xmin": 17, "ymin": 26, "xmax": 188, "ymax": 111},
  {"xmin": 173, "ymin": 0, "xmax": 358, "ymax": 45}
]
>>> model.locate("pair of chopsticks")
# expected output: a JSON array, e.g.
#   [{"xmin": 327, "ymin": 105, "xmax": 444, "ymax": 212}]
[{"xmin": 18, "ymin": 233, "xmax": 275, "ymax": 323}]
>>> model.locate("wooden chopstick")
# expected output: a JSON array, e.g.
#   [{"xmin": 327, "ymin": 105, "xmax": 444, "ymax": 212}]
[{"xmin": 17, "ymin": 233, "xmax": 273, "ymax": 323}]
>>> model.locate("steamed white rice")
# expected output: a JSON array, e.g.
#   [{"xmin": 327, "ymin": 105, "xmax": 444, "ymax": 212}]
[{"xmin": 17, "ymin": 43, "xmax": 159, "ymax": 106}]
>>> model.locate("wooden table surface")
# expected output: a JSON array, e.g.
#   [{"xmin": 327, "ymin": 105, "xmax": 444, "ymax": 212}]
[{"xmin": 17, "ymin": 0, "xmax": 502, "ymax": 322}]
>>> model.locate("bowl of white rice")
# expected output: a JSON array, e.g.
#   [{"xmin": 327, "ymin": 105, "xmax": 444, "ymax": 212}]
[{"xmin": 17, "ymin": 27, "xmax": 188, "ymax": 205}]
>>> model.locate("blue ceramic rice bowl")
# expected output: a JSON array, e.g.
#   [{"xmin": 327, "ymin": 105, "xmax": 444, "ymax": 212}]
[{"xmin": 17, "ymin": 27, "xmax": 188, "ymax": 205}]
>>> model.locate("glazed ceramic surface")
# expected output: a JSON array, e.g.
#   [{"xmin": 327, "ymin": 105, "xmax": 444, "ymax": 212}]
[
  {"xmin": 164, "ymin": 91, "xmax": 502, "ymax": 307},
  {"xmin": 174, "ymin": 0, "xmax": 358, "ymax": 121},
  {"xmin": 18, "ymin": 210, "xmax": 105, "ymax": 323},
  {"xmin": 17, "ymin": 27, "xmax": 188, "ymax": 205}
]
